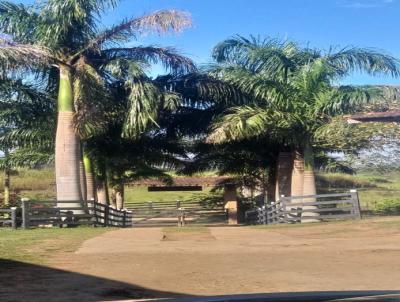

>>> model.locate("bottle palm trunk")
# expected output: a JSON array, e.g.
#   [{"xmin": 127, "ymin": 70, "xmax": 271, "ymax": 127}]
[
  {"xmin": 55, "ymin": 66, "xmax": 82, "ymax": 210},
  {"xmin": 115, "ymin": 183, "xmax": 124, "ymax": 210},
  {"xmin": 4, "ymin": 150, "xmax": 10, "ymax": 206},
  {"xmin": 275, "ymin": 151, "xmax": 292, "ymax": 200},
  {"xmin": 83, "ymin": 151, "xmax": 95, "ymax": 201},
  {"xmin": 302, "ymin": 144, "xmax": 319, "ymax": 223},
  {"xmin": 291, "ymin": 149, "xmax": 304, "ymax": 200},
  {"xmin": 79, "ymin": 157, "xmax": 87, "ymax": 201}
]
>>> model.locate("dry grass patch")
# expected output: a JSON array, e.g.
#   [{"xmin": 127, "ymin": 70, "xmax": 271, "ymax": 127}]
[{"xmin": 161, "ymin": 226, "xmax": 214, "ymax": 241}]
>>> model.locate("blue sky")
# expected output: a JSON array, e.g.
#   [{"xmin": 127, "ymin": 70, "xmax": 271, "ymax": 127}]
[{"xmin": 18, "ymin": 0, "xmax": 400, "ymax": 85}]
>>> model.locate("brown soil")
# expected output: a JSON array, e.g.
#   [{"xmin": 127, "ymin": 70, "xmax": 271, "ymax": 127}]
[{"xmin": 2, "ymin": 217, "xmax": 400, "ymax": 301}]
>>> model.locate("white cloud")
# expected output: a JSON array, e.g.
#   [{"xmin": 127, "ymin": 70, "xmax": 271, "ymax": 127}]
[{"xmin": 338, "ymin": 0, "xmax": 396, "ymax": 8}]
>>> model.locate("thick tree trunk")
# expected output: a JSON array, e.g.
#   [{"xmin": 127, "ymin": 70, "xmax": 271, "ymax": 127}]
[
  {"xmin": 291, "ymin": 149, "xmax": 304, "ymax": 200},
  {"xmin": 79, "ymin": 157, "xmax": 87, "ymax": 201},
  {"xmin": 275, "ymin": 152, "xmax": 292, "ymax": 200},
  {"xmin": 3, "ymin": 149, "xmax": 10, "ymax": 206},
  {"xmin": 94, "ymin": 160, "xmax": 108, "ymax": 204},
  {"xmin": 266, "ymin": 166, "xmax": 276, "ymax": 203},
  {"xmin": 55, "ymin": 66, "xmax": 82, "ymax": 210},
  {"xmin": 83, "ymin": 151, "xmax": 95, "ymax": 201},
  {"xmin": 114, "ymin": 183, "xmax": 124, "ymax": 210},
  {"xmin": 4, "ymin": 165, "xmax": 10, "ymax": 206},
  {"xmin": 110, "ymin": 188, "xmax": 117, "ymax": 208},
  {"xmin": 302, "ymin": 144, "xmax": 319, "ymax": 223}
]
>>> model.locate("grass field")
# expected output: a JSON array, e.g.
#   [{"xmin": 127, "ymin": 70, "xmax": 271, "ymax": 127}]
[
  {"xmin": 3, "ymin": 168, "xmax": 400, "ymax": 211},
  {"xmin": 0, "ymin": 227, "xmax": 110, "ymax": 265}
]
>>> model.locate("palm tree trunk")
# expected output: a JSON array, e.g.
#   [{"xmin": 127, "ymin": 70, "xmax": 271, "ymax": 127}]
[
  {"xmin": 275, "ymin": 151, "xmax": 292, "ymax": 200},
  {"xmin": 114, "ymin": 182, "xmax": 124, "ymax": 210},
  {"xmin": 291, "ymin": 149, "xmax": 304, "ymax": 199},
  {"xmin": 55, "ymin": 65, "xmax": 82, "ymax": 210},
  {"xmin": 302, "ymin": 144, "xmax": 319, "ymax": 223},
  {"xmin": 79, "ymin": 157, "xmax": 87, "ymax": 201},
  {"xmin": 266, "ymin": 166, "xmax": 276, "ymax": 203},
  {"xmin": 83, "ymin": 151, "xmax": 95, "ymax": 201},
  {"xmin": 94, "ymin": 158, "xmax": 110, "ymax": 204},
  {"xmin": 110, "ymin": 188, "xmax": 117, "ymax": 208},
  {"xmin": 4, "ymin": 150, "xmax": 10, "ymax": 206}
]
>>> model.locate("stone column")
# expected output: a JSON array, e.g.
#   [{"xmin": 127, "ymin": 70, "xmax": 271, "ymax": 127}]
[{"xmin": 224, "ymin": 184, "xmax": 238, "ymax": 225}]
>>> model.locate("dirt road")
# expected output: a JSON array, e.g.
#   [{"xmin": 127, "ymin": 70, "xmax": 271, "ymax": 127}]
[{"xmin": 3, "ymin": 218, "xmax": 400, "ymax": 301}]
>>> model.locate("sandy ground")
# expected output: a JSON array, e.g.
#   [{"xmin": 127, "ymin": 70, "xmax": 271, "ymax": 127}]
[{"xmin": 2, "ymin": 218, "xmax": 400, "ymax": 301}]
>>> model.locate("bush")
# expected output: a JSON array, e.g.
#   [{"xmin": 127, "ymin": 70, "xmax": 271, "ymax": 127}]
[
  {"xmin": 317, "ymin": 173, "xmax": 376, "ymax": 189},
  {"xmin": 374, "ymin": 199, "xmax": 400, "ymax": 215}
]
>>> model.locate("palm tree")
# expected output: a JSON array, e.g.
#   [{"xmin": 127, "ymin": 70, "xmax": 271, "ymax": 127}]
[
  {"xmin": 0, "ymin": 74, "xmax": 54, "ymax": 205},
  {"xmin": 207, "ymin": 36, "xmax": 400, "ymax": 201},
  {"xmin": 0, "ymin": 0, "xmax": 194, "ymax": 207}
]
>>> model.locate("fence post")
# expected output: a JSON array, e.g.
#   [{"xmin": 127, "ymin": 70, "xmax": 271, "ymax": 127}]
[
  {"xmin": 11, "ymin": 207, "xmax": 17, "ymax": 230},
  {"xmin": 281, "ymin": 198, "xmax": 288, "ymax": 224},
  {"xmin": 104, "ymin": 205, "xmax": 109, "ymax": 227},
  {"xmin": 123, "ymin": 210, "xmax": 126, "ymax": 228},
  {"xmin": 261, "ymin": 206, "xmax": 266, "ymax": 225},
  {"xmin": 21, "ymin": 199, "xmax": 30, "ymax": 229},
  {"xmin": 350, "ymin": 190, "xmax": 362, "ymax": 219}
]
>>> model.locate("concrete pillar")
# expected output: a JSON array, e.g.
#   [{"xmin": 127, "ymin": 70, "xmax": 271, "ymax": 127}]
[{"xmin": 224, "ymin": 184, "xmax": 238, "ymax": 225}]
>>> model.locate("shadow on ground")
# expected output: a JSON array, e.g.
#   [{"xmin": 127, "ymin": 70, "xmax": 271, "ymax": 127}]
[{"xmin": 0, "ymin": 259, "xmax": 186, "ymax": 302}]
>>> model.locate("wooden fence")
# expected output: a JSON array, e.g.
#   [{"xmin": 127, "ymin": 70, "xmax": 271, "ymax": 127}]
[
  {"xmin": 1, "ymin": 200, "xmax": 133, "ymax": 229},
  {"xmin": 245, "ymin": 191, "xmax": 361, "ymax": 225},
  {"xmin": 0, "ymin": 207, "xmax": 20, "ymax": 229},
  {"xmin": 128, "ymin": 200, "xmax": 227, "ymax": 227}
]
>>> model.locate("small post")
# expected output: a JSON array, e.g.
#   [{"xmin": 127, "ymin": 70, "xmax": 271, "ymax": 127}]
[
  {"xmin": 11, "ymin": 207, "xmax": 17, "ymax": 230},
  {"xmin": 122, "ymin": 210, "xmax": 126, "ymax": 228},
  {"xmin": 104, "ymin": 205, "xmax": 109, "ymax": 227},
  {"xmin": 350, "ymin": 189, "xmax": 362, "ymax": 219},
  {"xmin": 176, "ymin": 200, "xmax": 181, "ymax": 209},
  {"xmin": 223, "ymin": 184, "xmax": 238, "ymax": 225},
  {"xmin": 21, "ymin": 199, "xmax": 30, "ymax": 230}
]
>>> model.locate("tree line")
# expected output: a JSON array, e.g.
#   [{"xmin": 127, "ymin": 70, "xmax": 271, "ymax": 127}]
[{"xmin": 1, "ymin": 0, "xmax": 400, "ymax": 208}]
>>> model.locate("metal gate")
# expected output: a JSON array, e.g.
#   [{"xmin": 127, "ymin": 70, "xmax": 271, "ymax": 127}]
[{"xmin": 128, "ymin": 200, "xmax": 227, "ymax": 227}]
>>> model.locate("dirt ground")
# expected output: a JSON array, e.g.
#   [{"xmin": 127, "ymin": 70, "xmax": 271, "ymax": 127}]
[{"xmin": 2, "ymin": 217, "xmax": 400, "ymax": 301}]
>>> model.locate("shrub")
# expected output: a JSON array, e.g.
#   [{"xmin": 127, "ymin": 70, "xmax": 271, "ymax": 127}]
[
  {"xmin": 374, "ymin": 199, "xmax": 400, "ymax": 215},
  {"xmin": 317, "ymin": 173, "xmax": 376, "ymax": 189}
]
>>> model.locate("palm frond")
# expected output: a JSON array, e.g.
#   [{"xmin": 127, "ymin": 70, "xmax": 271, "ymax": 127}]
[
  {"xmin": 36, "ymin": 0, "xmax": 118, "ymax": 50},
  {"xmin": 207, "ymin": 106, "xmax": 297, "ymax": 144},
  {"xmin": 122, "ymin": 78, "xmax": 161, "ymax": 138},
  {"xmin": 0, "ymin": 147, "xmax": 54, "ymax": 169},
  {"xmin": 325, "ymin": 47, "xmax": 400, "ymax": 77},
  {"xmin": 0, "ymin": 41, "xmax": 57, "ymax": 69},
  {"xmin": 0, "ymin": 1, "xmax": 38, "ymax": 43},
  {"xmin": 74, "ymin": 10, "xmax": 191, "ymax": 58},
  {"xmin": 0, "ymin": 127, "xmax": 53, "ymax": 148},
  {"xmin": 315, "ymin": 85, "xmax": 383, "ymax": 115},
  {"xmin": 102, "ymin": 46, "xmax": 195, "ymax": 75},
  {"xmin": 73, "ymin": 58, "xmax": 109, "ymax": 138}
]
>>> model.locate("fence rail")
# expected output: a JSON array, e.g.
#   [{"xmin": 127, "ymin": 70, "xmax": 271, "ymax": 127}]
[
  {"xmin": 1, "ymin": 200, "xmax": 133, "ymax": 229},
  {"xmin": 128, "ymin": 200, "xmax": 227, "ymax": 227},
  {"xmin": 0, "ymin": 207, "xmax": 20, "ymax": 229},
  {"xmin": 245, "ymin": 191, "xmax": 361, "ymax": 225}
]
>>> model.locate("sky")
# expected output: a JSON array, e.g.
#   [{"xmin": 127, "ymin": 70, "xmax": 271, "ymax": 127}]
[{"xmin": 17, "ymin": 0, "xmax": 400, "ymax": 85}]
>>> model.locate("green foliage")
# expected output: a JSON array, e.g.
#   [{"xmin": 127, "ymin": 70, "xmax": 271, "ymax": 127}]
[
  {"xmin": 207, "ymin": 36, "xmax": 400, "ymax": 148},
  {"xmin": 374, "ymin": 198, "xmax": 400, "ymax": 215}
]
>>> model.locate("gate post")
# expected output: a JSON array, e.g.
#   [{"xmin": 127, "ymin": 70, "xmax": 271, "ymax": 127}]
[
  {"xmin": 104, "ymin": 205, "xmax": 109, "ymax": 227},
  {"xmin": 11, "ymin": 207, "xmax": 17, "ymax": 230},
  {"xmin": 350, "ymin": 189, "xmax": 362, "ymax": 219},
  {"xmin": 21, "ymin": 199, "xmax": 30, "ymax": 229},
  {"xmin": 224, "ymin": 184, "xmax": 238, "ymax": 225}
]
